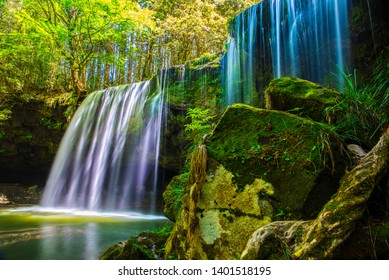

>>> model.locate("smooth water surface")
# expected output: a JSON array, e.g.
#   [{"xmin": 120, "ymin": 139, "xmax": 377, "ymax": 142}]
[{"xmin": 0, "ymin": 206, "xmax": 168, "ymax": 260}]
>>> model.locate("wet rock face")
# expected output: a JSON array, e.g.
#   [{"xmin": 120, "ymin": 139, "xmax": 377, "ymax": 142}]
[
  {"xmin": 0, "ymin": 100, "xmax": 67, "ymax": 185},
  {"xmin": 165, "ymin": 164, "xmax": 274, "ymax": 260},
  {"xmin": 100, "ymin": 226, "xmax": 173, "ymax": 260},
  {"xmin": 241, "ymin": 131, "xmax": 389, "ymax": 260},
  {"xmin": 159, "ymin": 57, "xmax": 222, "ymax": 173},
  {"xmin": 0, "ymin": 184, "xmax": 43, "ymax": 205},
  {"xmin": 164, "ymin": 101, "xmax": 351, "ymax": 259}
]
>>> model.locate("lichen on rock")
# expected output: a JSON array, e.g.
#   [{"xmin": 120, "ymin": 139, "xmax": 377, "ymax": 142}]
[{"xmin": 164, "ymin": 164, "xmax": 274, "ymax": 259}]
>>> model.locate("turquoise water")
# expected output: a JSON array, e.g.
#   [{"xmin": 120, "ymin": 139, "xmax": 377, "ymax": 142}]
[{"xmin": 0, "ymin": 206, "xmax": 169, "ymax": 260}]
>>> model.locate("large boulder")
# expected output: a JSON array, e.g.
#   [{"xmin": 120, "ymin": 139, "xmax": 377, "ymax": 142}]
[
  {"xmin": 100, "ymin": 225, "xmax": 173, "ymax": 260},
  {"xmin": 207, "ymin": 104, "xmax": 349, "ymax": 219},
  {"xmin": 265, "ymin": 77, "xmax": 340, "ymax": 124},
  {"xmin": 164, "ymin": 104, "xmax": 350, "ymax": 259},
  {"xmin": 164, "ymin": 163, "xmax": 274, "ymax": 259}
]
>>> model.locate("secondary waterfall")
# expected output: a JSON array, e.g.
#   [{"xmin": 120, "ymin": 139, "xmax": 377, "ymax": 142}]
[
  {"xmin": 223, "ymin": 0, "xmax": 351, "ymax": 105},
  {"xmin": 41, "ymin": 81, "xmax": 164, "ymax": 213}
]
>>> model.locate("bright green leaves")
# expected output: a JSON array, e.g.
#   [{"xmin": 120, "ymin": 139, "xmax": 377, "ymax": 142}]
[
  {"xmin": 185, "ymin": 107, "xmax": 214, "ymax": 143},
  {"xmin": 0, "ymin": 0, "xmax": 156, "ymax": 96}
]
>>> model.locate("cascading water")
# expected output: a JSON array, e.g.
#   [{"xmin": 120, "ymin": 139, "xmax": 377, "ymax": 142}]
[
  {"xmin": 223, "ymin": 0, "xmax": 351, "ymax": 106},
  {"xmin": 40, "ymin": 80, "xmax": 165, "ymax": 213}
]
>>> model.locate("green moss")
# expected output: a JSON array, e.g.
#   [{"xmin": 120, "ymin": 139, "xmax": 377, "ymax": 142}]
[
  {"xmin": 186, "ymin": 53, "xmax": 221, "ymax": 70},
  {"xmin": 164, "ymin": 59, "xmax": 222, "ymax": 112},
  {"xmin": 100, "ymin": 224, "xmax": 173, "ymax": 260},
  {"xmin": 163, "ymin": 173, "xmax": 189, "ymax": 222},
  {"xmin": 99, "ymin": 242, "xmax": 125, "ymax": 260},
  {"xmin": 265, "ymin": 77, "xmax": 341, "ymax": 123},
  {"xmin": 207, "ymin": 104, "xmax": 346, "ymax": 218}
]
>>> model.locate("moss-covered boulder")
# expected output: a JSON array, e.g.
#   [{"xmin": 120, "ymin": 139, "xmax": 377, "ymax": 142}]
[
  {"xmin": 207, "ymin": 104, "xmax": 349, "ymax": 219},
  {"xmin": 163, "ymin": 173, "xmax": 189, "ymax": 222},
  {"xmin": 100, "ymin": 225, "xmax": 173, "ymax": 260},
  {"xmin": 165, "ymin": 164, "xmax": 274, "ymax": 259},
  {"xmin": 265, "ymin": 77, "xmax": 341, "ymax": 123}
]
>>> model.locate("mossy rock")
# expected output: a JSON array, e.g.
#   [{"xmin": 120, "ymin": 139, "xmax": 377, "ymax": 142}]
[
  {"xmin": 265, "ymin": 77, "xmax": 341, "ymax": 124},
  {"xmin": 207, "ymin": 104, "xmax": 349, "ymax": 219},
  {"xmin": 163, "ymin": 172, "xmax": 189, "ymax": 222},
  {"xmin": 100, "ymin": 225, "xmax": 173, "ymax": 260},
  {"xmin": 165, "ymin": 164, "xmax": 274, "ymax": 260}
]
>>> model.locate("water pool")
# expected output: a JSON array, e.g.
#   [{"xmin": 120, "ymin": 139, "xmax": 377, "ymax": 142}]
[{"xmin": 0, "ymin": 206, "xmax": 169, "ymax": 260}]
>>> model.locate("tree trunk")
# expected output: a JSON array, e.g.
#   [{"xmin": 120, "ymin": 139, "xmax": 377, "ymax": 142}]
[{"xmin": 70, "ymin": 65, "xmax": 86, "ymax": 97}]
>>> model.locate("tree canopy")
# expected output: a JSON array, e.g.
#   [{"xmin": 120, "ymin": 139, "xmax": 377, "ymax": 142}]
[{"xmin": 0, "ymin": 0, "xmax": 257, "ymax": 100}]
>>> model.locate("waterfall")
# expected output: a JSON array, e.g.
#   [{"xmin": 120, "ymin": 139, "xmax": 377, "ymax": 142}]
[
  {"xmin": 223, "ymin": 0, "xmax": 351, "ymax": 106},
  {"xmin": 41, "ymin": 80, "xmax": 165, "ymax": 213}
]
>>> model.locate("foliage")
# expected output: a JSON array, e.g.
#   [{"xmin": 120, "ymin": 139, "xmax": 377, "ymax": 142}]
[
  {"xmin": 145, "ymin": 0, "xmax": 256, "ymax": 66},
  {"xmin": 185, "ymin": 107, "xmax": 214, "ymax": 143},
  {"xmin": 41, "ymin": 117, "xmax": 63, "ymax": 130},
  {"xmin": 0, "ymin": 0, "xmax": 155, "ymax": 97},
  {"xmin": 329, "ymin": 62, "xmax": 389, "ymax": 147},
  {"xmin": 0, "ymin": 109, "xmax": 11, "ymax": 121},
  {"xmin": 0, "ymin": 0, "xmax": 255, "ymax": 101}
]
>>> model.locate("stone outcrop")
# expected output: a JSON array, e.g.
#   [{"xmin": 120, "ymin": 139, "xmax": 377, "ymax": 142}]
[
  {"xmin": 164, "ymin": 163, "xmax": 273, "ymax": 259},
  {"xmin": 0, "ymin": 99, "xmax": 69, "ymax": 186},
  {"xmin": 0, "ymin": 184, "xmax": 43, "ymax": 205},
  {"xmin": 207, "ymin": 104, "xmax": 349, "ymax": 219},
  {"xmin": 164, "ymin": 102, "xmax": 350, "ymax": 259},
  {"xmin": 265, "ymin": 77, "xmax": 341, "ymax": 124}
]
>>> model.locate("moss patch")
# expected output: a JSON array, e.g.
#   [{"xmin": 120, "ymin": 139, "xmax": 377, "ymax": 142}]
[
  {"xmin": 100, "ymin": 224, "xmax": 173, "ymax": 260},
  {"xmin": 265, "ymin": 77, "xmax": 341, "ymax": 123},
  {"xmin": 163, "ymin": 172, "xmax": 189, "ymax": 222}
]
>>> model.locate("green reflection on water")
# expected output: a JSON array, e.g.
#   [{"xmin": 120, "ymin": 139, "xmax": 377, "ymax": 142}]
[{"xmin": 0, "ymin": 207, "xmax": 169, "ymax": 260}]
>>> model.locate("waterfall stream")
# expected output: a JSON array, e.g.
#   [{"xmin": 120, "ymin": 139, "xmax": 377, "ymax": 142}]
[
  {"xmin": 223, "ymin": 0, "xmax": 351, "ymax": 106},
  {"xmin": 41, "ymin": 81, "xmax": 165, "ymax": 213}
]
